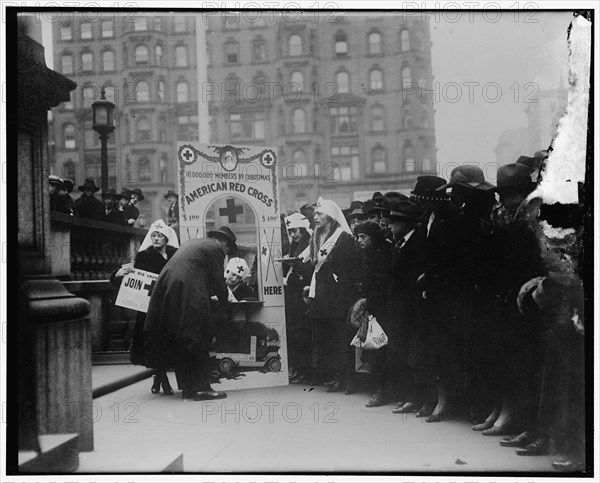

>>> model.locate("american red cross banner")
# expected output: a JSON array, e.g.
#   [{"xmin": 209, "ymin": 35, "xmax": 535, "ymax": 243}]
[
  {"xmin": 177, "ymin": 142, "xmax": 289, "ymax": 390},
  {"xmin": 115, "ymin": 269, "xmax": 159, "ymax": 313}
]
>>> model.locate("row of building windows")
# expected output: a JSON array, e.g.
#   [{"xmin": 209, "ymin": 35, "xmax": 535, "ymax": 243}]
[
  {"xmin": 59, "ymin": 16, "xmax": 189, "ymax": 41},
  {"xmin": 59, "ymin": 78, "xmax": 192, "ymax": 110},
  {"xmin": 207, "ymin": 67, "xmax": 427, "ymax": 104},
  {"xmin": 217, "ymin": 29, "xmax": 423, "ymax": 65},
  {"xmin": 61, "ymin": 100, "xmax": 428, "ymax": 149},
  {"xmin": 60, "ymin": 44, "xmax": 189, "ymax": 74},
  {"xmin": 282, "ymin": 29, "xmax": 423, "ymax": 58}
]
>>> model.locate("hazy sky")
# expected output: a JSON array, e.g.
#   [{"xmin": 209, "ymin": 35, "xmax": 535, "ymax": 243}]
[
  {"xmin": 41, "ymin": 9, "xmax": 573, "ymax": 182},
  {"xmin": 428, "ymin": 10, "xmax": 572, "ymax": 179}
]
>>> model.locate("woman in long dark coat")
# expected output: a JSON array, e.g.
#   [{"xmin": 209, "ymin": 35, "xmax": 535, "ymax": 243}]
[
  {"xmin": 354, "ymin": 220, "xmax": 392, "ymax": 407},
  {"xmin": 143, "ymin": 232, "xmax": 230, "ymax": 401},
  {"xmin": 282, "ymin": 212, "xmax": 314, "ymax": 383},
  {"xmin": 308, "ymin": 198, "xmax": 361, "ymax": 392},
  {"xmin": 111, "ymin": 220, "xmax": 179, "ymax": 395}
]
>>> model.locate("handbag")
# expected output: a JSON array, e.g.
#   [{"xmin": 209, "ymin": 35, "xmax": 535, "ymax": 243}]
[{"xmin": 350, "ymin": 315, "xmax": 388, "ymax": 350}]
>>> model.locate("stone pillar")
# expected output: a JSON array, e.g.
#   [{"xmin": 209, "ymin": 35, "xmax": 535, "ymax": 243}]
[{"xmin": 15, "ymin": 13, "xmax": 92, "ymax": 463}]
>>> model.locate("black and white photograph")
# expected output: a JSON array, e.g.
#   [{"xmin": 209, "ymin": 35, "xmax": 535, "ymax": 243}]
[{"xmin": 2, "ymin": 0, "xmax": 597, "ymax": 480}]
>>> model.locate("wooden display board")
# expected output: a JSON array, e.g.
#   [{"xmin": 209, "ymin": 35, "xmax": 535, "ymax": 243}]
[{"xmin": 177, "ymin": 142, "xmax": 289, "ymax": 390}]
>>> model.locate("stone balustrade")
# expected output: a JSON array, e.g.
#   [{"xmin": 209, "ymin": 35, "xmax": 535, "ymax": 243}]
[
  {"xmin": 50, "ymin": 212, "xmax": 148, "ymax": 362},
  {"xmin": 50, "ymin": 212, "xmax": 147, "ymax": 280}
]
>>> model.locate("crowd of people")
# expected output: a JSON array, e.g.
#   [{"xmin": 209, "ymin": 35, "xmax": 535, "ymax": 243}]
[
  {"xmin": 280, "ymin": 153, "xmax": 585, "ymax": 472},
  {"xmin": 48, "ymin": 176, "xmax": 180, "ymax": 232},
  {"xmin": 54, "ymin": 150, "xmax": 585, "ymax": 472}
]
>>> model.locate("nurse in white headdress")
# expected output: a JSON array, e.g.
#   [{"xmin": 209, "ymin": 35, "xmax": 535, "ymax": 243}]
[
  {"xmin": 307, "ymin": 198, "xmax": 361, "ymax": 392},
  {"xmin": 111, "ymin": 219, "xmax": 179, "ymax": 395}
]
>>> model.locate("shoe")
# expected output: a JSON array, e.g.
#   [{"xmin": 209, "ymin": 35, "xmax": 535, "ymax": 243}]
[
  {"xmin": 552, "ymin": 459, "xmax": 584, "ymax": 472},
  {"xmin": 393, "ymin": 401, "xmax": 406, "ymax": 411},
  {"xmin": 344, "ymin": 383, "xmax": 358, "ymax": 395},
  {"xmin": 290, "ymin": 374, "xmax": 306, "ymax": 384},
  {"xmin": 193, "ymin": 390, "xmax": 227, "ymax": 401},
  {"xmin": 365, "ymin": 391, "xmax": 388, "ymax": 408},
  {"xmin": 323, "ymin": 379, "xmax": 337, "ymax": 386},
  {"xmin": 151, "ymin": 376, "xmax": 161, "ymax": 394},
  {"xmin": 425, "ymin": 412, "xmax": 446, "ymax": 423},
  {"xmin": 482, "ymin": 422, "xmax": 518, "ymax": 436},
  {"xmin": 472, "ymin": 418, "xmax": 496, "ymax": 431},
  {"xmin": 415, "ymin": 404, "xmax": 435, "ymax": 418},
  {"xmin": 392, "ymin": 402, "xmax": 419, "ymax": 414},
  {"xmin": 516, "ymin": 437, "xmax": 549, "ymax": 456},
  {"xmin": 500, "ymin": 431, "xmax": 536, "ymax": 448},
  {"xmin": 161, "ymin": 378, "xmax": 174, "ymax": 396},
  {"xmin": 181, "ymin": 389, "xmax": 195, "ymax": 400},
  {"xmin": 326, "ymin": 381, "xmax": 344, "ymax": 393}
]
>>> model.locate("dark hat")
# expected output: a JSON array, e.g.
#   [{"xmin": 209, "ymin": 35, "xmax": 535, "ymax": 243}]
[
  {"xmin": 101, "ymin": 187, "xmax": 118, "ymax": 199},
  {"xmin": 62, "ymin": 178, "xmax": 74, "ymax": 192},
  {"xmin": 208, "ymin": 226, "xmax": 237, "ymax": 243},
  {"xmin": 388, "ymin": 200, "xmax": 421, "ymax": 223},
  {"xmin": 496, "ymin": 163, "xmax": 538, "ymax": 194},
  {"xmin": 300, "ymin": 202, "xmax": 317, "ymax": 220},
  {"xmin": 119, "ymin": 188, "xmax": 132, "ymax": 200},
  {"xmin": 411, "ymin": 176, "xmax": 451, "ymax": 201},
  {"xmin": 437, "ymin": 165, "xmax": 495, "ymax": 191},
  {"xmin": 78, "ymin": 178, "xmax": 100, "ymax": 192},
  {"xmin": 164, "ymin": 189, "xmax": 178, "ymax": 199},
  {"xmin": 130, "ymin": 187, "xmax": 145, "ymax": 201},
  {"xmin": 372, "ymin": 192, "xmax": 384, "ymax": 203},
  {"xmin": 381, "ymin": 192, "xmax": 408, "ymax": 213},
  {"xmin": 49, "ymin": 175, "xmax": 64, "ymax": 189},
  {"xmin": 354, "ymin": 220, "xmax": 385, "ymax": 242},
  {"xmin": 363, "ymin": 199, "xmax": 382, "ymax": 214},
  {"xmin": 345, "ymin": 200, "xmax": 364, "ymax": 219}
]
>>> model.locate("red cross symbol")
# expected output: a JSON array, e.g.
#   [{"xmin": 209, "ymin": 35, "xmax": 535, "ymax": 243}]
[
  {"xmin": 285, "ymin": 219, "xmax": 291, "ymax": 227},
  {"xmin": 237, "ymin": 265, "xmax": 245, "ymax": 273},
  {"xmin": 320, "ymin": 249, "xmax": 328, "ymax": 256},
  {"xmin": 219, "ymin": 198, "xmax": 244, "ymax": 223},
  {"xmin": 144, "ymin": 279, "xmax": 157, "ymax": 296},
  {"xmin": 262, "ymin": 152, "xmax": 274, "ymax": 167},
  {"xmin": 182, "ymin": 148, "xmax": 194, "ymax": 161}
]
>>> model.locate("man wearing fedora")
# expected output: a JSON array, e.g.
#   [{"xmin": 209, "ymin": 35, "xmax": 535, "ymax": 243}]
[
  {"xmin": 62, "ymin": 178, "xmax": 75, "ymax": 215},
  {"xmin": 102, "ymin": 188, "xmax": 126, "ymax": 225},
  {"xmin": 408, "ymin": 175, "xmax": 462, "ymax": 421},
  {"xmin": 74, "ymin": 178, "xmax": 104, "ymax": 220},
  {"xmin": 124, "ymin": 187, "xmax": 144, "ymax": 226},
  {"xmin": 344, "ymin": 201, "xmax": 364, "ymax": 235},
  {"xmin": 438, "ymin": 167, "xmax": 498, "ymax": 427},
  {"xmin": 485, "ymin": 163, "xmax": 547, "ymax": 443},
  {"xmin": 113, "ymin": 188, "xmax": 132, "ymax": 225},
  {"xmin": 380, "ymin": 192, "xmax": 409, "ymax": 242},
  {"xmin": 165, "ymin": 190, "xmax": 179, "ymax": 233},
  {"xmin": 144, "ymin": 226, "xmax": 238, "ymax": 401},
  {"xmin": 386, "ymin": 200, "xmax": 426, "ymax": 414}
]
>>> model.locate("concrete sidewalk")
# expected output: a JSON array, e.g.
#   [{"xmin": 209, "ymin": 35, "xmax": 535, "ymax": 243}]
[{"xmin": 81, "ymin": 373, "xmax": 561, "ymax": 474}]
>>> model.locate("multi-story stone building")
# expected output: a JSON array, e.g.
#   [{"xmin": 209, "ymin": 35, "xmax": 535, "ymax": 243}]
[{"xmin": 50, "ymin": 11, "xmax": 437, "ymax": 222}]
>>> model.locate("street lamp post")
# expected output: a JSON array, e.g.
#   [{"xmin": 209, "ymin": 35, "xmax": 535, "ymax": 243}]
[{"xmin": 91, "ymin": 88, "xmax": 115, "ymax": 195}]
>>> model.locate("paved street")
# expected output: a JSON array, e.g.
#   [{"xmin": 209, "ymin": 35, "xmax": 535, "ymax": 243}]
[{"xmin": 82, "ymin": 372, "xmax": 559, "ymax": 474}]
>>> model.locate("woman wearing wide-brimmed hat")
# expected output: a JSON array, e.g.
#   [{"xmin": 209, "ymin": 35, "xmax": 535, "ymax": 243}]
[{"xmin": 110, "ymin": 220, "xmax": 179, "ymax": 395}]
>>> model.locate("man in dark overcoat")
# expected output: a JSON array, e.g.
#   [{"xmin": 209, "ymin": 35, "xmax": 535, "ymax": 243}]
[
  {"xmin": 144, "ymin": 228, "xmax": 235, "ymax": 401},
  {"xmin": 74, "ymin": 178, "xmax": 103, "ymax": 220},
  {"xmin": 410, "ymin": 175, "xmax": 461, "ymax": 420},
  {"xmin": 386, "ymin": 200, "xmax": 425, "ymax": 414}
]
